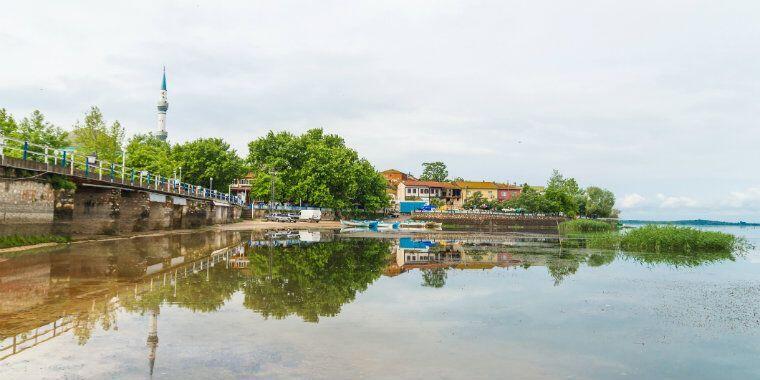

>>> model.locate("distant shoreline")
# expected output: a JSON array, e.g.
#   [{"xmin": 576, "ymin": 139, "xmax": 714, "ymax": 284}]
[{"xmin": 622, "ymin": 219, "xmax": 760, "ymax": 227}]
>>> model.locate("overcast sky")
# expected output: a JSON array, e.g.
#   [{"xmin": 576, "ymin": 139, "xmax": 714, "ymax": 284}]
[{"xmin": 2, "ymin": 1, "xmax": 759, "ymax": 221}]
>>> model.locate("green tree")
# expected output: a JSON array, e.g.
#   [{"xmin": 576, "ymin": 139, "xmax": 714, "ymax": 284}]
[
  {"xmin": 463, "ymin": 191, "xmax": 487, "ymax": 209},
  {"xmin": 247, "ymin": 129, "xmax": 389, "ymax": 211},
  {"xmin": 172, "ymin": 137, "xmax": 244, "ymax": 192},
  {"xmin": 585, "ymin": 186, "xmax": 616, "ymax": 218},
  {"xmin": 544, "ymin": 170, "xmax": 581, "ymax": 217},
  {"xmin": 124, "ymin": 133, "xmax": 174, "ymax": 176},
  {"xmin": 0, "ymin": 108, "xmax": 18, "ymax": 137},
  {"xmin": 17, "ymin": 110, "xmax": 69, "ymax": 148},
  {"xmin": 71, "ymin": 106, "xmax": 125, "ymax": 163},
  {"xmin": 420, "ymin": 161, "xmax": 448, "ymax": 182}
]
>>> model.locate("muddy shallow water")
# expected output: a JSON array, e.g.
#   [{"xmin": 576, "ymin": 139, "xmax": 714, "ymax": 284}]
[{"xmin": 1, "ymin": 227, "xmax": 759, "ymax": 379}]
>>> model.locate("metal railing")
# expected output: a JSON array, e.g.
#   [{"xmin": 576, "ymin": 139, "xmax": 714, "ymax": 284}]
[{"xmin": 0, "ymin": 135, "xmax": 244, "ymax": 205}]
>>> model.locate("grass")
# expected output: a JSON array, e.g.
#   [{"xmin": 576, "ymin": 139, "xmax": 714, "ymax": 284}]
[
  {"xmin": 559, "ymin": 219, "xmax": 613, "ymax": 234},
  {"xmin": 0, "ymin": 234, "xmax": 71, "ymax": 249}
]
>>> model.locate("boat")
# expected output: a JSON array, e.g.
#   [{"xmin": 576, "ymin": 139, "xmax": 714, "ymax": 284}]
[
  {"xmin": 341, "ymin": 220, "xmax": 379, "ymax": 228},
  {"xmin": 376, "ymin": 221, "xmax": 400, "ymax": 229}
]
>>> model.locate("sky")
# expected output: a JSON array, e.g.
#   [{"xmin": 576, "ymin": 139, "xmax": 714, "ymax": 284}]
[{"xmin": 1, "ymin": 1, "xmax": 759, "ymax": 221}]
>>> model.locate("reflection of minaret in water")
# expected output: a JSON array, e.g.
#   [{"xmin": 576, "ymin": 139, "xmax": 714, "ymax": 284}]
[{"xmin": 147, "ymin": 308, "xmax": 159, "ymax": 376}]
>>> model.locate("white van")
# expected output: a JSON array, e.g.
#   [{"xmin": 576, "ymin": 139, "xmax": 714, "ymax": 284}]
[{"xmin": 299, "ymin": 209, "xmax": 322, "ymax": 223}]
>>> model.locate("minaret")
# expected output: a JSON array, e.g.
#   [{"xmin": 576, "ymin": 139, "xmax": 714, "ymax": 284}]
[
  {"xmin": 156, "ymin": 67, "xmax": 169, "ymax": 141},
  {"xmin": 147, "ymin": 308, "xmax": 159, "ymax": 376}
]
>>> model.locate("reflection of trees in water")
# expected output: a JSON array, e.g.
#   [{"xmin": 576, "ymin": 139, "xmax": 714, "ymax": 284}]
[
  {"xmin": 421, "ymin": 268, "xmax": 447, "ymax": 288},
  {"xmin": 72, "ymin": 297, "xmax": 120, "ymax": 346},
  {"xmin": 243, "ymin": 240, "xmax": 391, "ymax": 322}
]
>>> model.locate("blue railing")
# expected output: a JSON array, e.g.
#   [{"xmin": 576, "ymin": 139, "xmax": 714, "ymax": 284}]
[{"xmin": 0, "ymin": 135, "xmax": 244, "ymax": 205}]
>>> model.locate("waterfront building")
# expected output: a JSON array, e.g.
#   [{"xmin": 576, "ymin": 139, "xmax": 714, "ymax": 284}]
[
  {"xmin": 495, "ymin": 183, "xmax": 523, "ymax": 201},
  {"xmin": 453, "ymin": 181, "xmax": 500, "ymax": 202},
  {"xmin": 229, "ymin": 172, "xmax": 255, "ymax": 203},
  {"xmin": 397, "ymin": 180, "xmax": 461, "ymax": 208},
  {"xmin": 156, "ymin": 68, "xmax": 169, "ymax": 141}
]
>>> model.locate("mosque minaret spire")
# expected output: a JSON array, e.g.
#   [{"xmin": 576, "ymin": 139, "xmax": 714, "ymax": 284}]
[{"xmin": 156, "ymin": 67, "xmax": 169, "ymax": 141}]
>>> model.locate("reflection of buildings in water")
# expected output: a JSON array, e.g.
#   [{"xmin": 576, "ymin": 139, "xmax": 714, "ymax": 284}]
[
  {"xmin": 0, "ymin": 233, "xmax": 243, "ymax": 363},
  {"xmin": 392, "ymin": 238, "xmax": 521, "ymax": 271}
]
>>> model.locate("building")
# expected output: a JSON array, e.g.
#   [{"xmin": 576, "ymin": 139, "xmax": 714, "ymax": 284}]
[
  {"xmin": 381, "ymin": 169, "xmax": 417, "ymax": 203},
  {"xmin": 453, "ymin": 181, "xmax": 500, "ymax": 202},
  {"xmin": 495, "ymin": 183, "xmax": 523, "ymax": 201},
  {"xmin": 397, "ymin": 180, "xmax": 461, "ymax": 208},
  {"xmin": 156, "ymin": 67, "xmax": 169, "ymax": 141},
  {"xmin": 229, "ymin": 172, "xmax": 255, "ymax": 203}
]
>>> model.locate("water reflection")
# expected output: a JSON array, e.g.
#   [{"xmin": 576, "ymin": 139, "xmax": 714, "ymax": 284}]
[{"xmin": 0, "ymin": 231, "xmax": 743, "ymax": 370}]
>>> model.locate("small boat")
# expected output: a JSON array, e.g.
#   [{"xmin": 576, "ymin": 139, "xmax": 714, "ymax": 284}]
[
  {"xmin": 341, "ymin": 220, "xmax": 379, "ymax": 228},
  {"xmin": 376, "ymin": 221, "xmax": 400, "ymax": 229}
]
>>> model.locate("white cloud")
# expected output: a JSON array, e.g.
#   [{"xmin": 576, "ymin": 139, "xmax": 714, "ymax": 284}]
[
  {"xmin": 656, "ymin": 194, "xmax": 698, "ymax": 209},
  {"xmin": 723, "ymin": 187, "xmax": 760, "ymax": 208},
  {"xmin": 619, "ymin": 193, "xmax": 646, "ymax": 209}
]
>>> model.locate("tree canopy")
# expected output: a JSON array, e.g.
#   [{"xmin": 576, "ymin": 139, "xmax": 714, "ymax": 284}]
[
  {"xmin": 247, "ymin": 129, "xmax": 389, "ymax": 211},
  {"xmin": 71, "ymin": 106, "xmax": 125, "ymax": 163},
  {"xmin": 124, "ymin": 133, "xmax": 173, "ymax": 175},
  {"xmin": 420, "ymin": 161, "xmax": 448, "ymax": 182},
  {"xmin": 172, "ymin": 138, "xmax": 245, "ymax": 192}
]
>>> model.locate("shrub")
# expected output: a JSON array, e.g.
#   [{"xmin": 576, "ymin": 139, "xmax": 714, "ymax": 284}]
[{"xmin": 559, "ymin": 219, "xmax": 613, "ymax": 234}]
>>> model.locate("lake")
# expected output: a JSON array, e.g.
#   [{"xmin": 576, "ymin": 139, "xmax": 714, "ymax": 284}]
[{"xmin": 1, "ymin": 226, "xmax": 759, "ymax": 379}]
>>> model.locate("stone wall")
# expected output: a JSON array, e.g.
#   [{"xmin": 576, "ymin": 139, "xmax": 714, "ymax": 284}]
[
  {"xmin": 0, "ymin": 178, "xmax": 54, "ymax": 224},
  {"xmin": 411, "ymin": 212, "xmax": 567, "ymax": 233},
  {"xmin": 0, "ymin": 178, "xmax": 241, "ymax": 237}
]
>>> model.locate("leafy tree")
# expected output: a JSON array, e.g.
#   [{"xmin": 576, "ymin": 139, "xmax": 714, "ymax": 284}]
[
  {"xmin": 428, "ymin": 197, "xmax": 445, "ymax": 208},
  {"xmin": 585, "ymin": 186, "xmax": 616, "ymax": 218},
  {"xmin": 463, "ymin": 191, "xmax": 487, "ymax": 209},
  {"xmin": 172, "ymin": 138, "xmax": 244, "ymax": 192},
  {"xmin": 421, "ymin": 268, "xmax": 447, "ymax": 288},
  {"xmin": 420, "ymin": 161, "xmax": 448, "ymax": 182},
  {"xmin": 247, "ymin": 129, "xmax": 389, "ymax": 211},
  {"xmin": 124, "ymin": 133, "xmax": 173, "ymax": 176},
  {"xmin": 544, "ymin": 170, "xmax": 582, "ymax": 217},
  {"xmin": 17, "ymin": 110, "xmax": 69, "ymax": 148},
  {"xmin": 71, "ymin": 106, "xmax": 125, "ymax": 163},
  {"xmin": 0, "ymin": 108, "xmax": 18, "ymax": 137}
]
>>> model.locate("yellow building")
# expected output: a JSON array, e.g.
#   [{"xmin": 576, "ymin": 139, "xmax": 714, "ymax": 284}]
[{"xmin": 452, "ymin": 181, "xmax": 500, "ymax": 202}]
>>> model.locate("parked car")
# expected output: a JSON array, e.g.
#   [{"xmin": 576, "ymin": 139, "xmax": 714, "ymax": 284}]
[{"xmin": 265, "ymin": 213, "xmax": 296, "ymax": 223}]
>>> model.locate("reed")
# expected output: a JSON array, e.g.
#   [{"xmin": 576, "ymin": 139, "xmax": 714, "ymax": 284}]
[
  {"xmin": 559, "ymin": 219, "xmax": 613, "ymax": 234},
  {"xmin": 620, "ymin": 225, "xmax": 739, "ymax": 254}
]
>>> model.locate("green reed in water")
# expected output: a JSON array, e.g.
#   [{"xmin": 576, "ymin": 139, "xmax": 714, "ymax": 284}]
[
  {"xmin": 558, "ymin": 219, "xmax": 614, "ymax": 234},
  {"xmin": 583, "ymin": 225, "xmax": 750, "ymax": 254}
]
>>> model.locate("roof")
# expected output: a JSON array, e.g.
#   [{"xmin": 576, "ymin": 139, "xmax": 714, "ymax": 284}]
[
  {"xmin": 381, "ymin": 169, "xmax": 404, "ymax": 174},
  {"xmin": 494, "ymin": 182, "xmax": 523, "ymax": 190},
  {"xmin": 453, "ymin": 181, "xmax": 499, "ymax": 189},
  {"xmin": 401, "ymin": 180, "xmax": 457, "ymax": 188},
  {"xmin": 161, "ymin": 67, "xmax": 167, "ymax": 91}
]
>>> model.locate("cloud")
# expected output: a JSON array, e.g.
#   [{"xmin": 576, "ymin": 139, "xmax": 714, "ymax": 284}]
[
  {"xmin": 723, "ymin": 187, "xmax": 760, "ymax": 208},
  {"xmin": 656, "ymin": 194, "xmax": 698, "ymax": 209},
  {"xmin": 619, "ymin": 193, "xmax": 646, "ymax": 209}
]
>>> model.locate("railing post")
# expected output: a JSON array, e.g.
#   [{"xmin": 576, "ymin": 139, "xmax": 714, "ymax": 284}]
[
  {"xmin": 61, "ymin": 151, "xmax": 66, "ymax": 168},
  {"xmin": 131, "ymin": 168, "xmax": 135, "ymax": 185},
  {"xmin": 110, "ymin": 163, "xmax": 115, "ymax": 182},
  {"xmin": 22, "ymin": 141, "xmax": 28, "ymax": 160},
  {"xmin": 45, "ymin": 147, "xmax": 49, "ymax": 169},
  {"xmin": 53, "ymin": 149, "xmax": 57, "ymax": 166},
  {"xmin": 98, "ymin": 162, "xmax": 102, "ymax": 180},
  {"xmin": 85, "ymin": 160, "xmax": 89, "ymax": 177},
  {"xmin": 70, "ymin": 152, "xmax": 74, "ymax": 175}
]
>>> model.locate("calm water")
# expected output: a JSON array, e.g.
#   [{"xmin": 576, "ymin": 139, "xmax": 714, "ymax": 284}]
[{"xmin": 1, "ymin": 227, "xmax": 760, "ymax": 379}]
